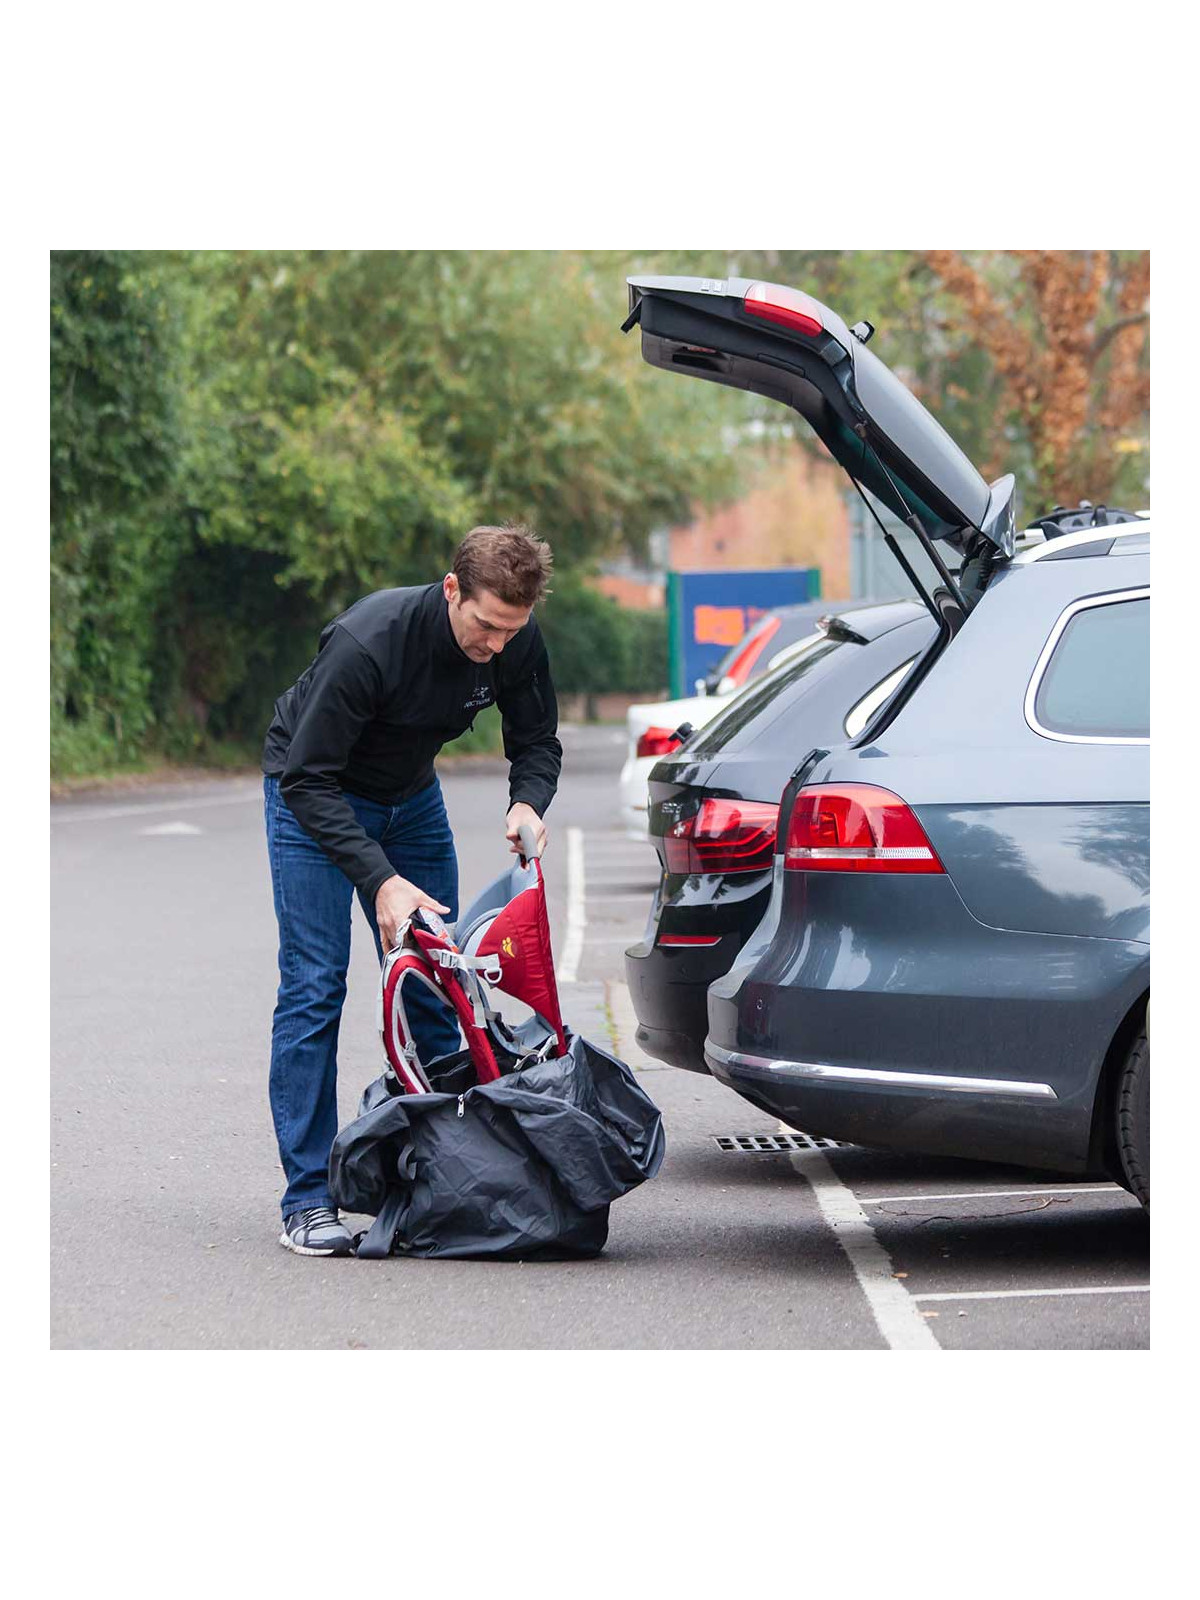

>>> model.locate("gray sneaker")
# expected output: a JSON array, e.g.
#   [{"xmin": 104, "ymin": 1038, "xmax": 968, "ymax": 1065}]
[{"xmin": 280, "ymin": 1206, "xmax": 354, "ymax": 1257}]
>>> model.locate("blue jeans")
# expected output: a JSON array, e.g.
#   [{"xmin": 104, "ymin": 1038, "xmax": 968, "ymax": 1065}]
[{"xmin": 264, "ymin": 775, "xmax": 461, "ymax": 1218}]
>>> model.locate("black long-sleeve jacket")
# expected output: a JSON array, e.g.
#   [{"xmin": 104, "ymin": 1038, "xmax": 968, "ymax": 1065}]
[{"xmin": 262, "ymin": 583, "xmax": 562, "ymax": 902}]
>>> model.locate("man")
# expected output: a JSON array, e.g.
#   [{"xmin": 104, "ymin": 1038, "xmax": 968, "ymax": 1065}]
[{"xmin": 261, "ymin": 524, "xmax": 561, "ymax": 1256}]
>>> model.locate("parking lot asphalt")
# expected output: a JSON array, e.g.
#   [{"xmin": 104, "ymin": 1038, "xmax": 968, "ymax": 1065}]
[{"xmin": 50, "ymin": 724, "xmax": 1149, "ymax": 1349}]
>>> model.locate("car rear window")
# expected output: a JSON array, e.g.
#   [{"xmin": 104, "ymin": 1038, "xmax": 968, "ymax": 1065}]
[
  {"xmin": 844, "ymin": 657, "xmax": 918, "ymax": 739},
  {"xmin": 706, "ymin": 614, "xmax": 823, "ymax": 690},
  {"xmin": 706, "ymin": 614, "xmax": 775, "ymax": 685},
  {"xmin": 689, "ymin": 636, "xmax": 845, "ymax": 755},
  {"xmin": 1032, "ymin": 593, "xmax": 1149, "ymax": 740}
]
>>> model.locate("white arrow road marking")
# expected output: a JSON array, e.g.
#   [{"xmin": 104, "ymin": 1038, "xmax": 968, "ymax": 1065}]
[{"xmin": 139, "ymin": 822, "xmax": 204, "ymax": 836}]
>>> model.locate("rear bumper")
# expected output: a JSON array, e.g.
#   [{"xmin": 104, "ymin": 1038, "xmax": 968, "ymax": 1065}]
[
  {"xmin": 636, "ymin": 1023, "xmax": 710, "ymax": 1075},
  {"xmin": 705, "ymin": 874, "xmax": 1150, "ymax": 1171},
  {"xmin": 704, "ymin": 1040, "xmax": 1076, "ymax": 1166},
  {"xmin": 625, "ymin": 871, "xmax": 773, "ymax": 1074},
  {"xmin": 625, "ymin": 938, "xmax": 729, "ymax": 1075}
]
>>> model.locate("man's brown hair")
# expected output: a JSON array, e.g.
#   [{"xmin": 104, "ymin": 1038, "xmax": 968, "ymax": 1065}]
[{"xmin": 452, "ymin": 524, "xmax": 553, "ymax": 609}]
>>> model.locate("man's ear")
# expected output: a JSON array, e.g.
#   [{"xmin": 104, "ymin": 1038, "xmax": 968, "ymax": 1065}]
[{"xmin": 442, "ymin": 573, "xmax": 458, "ymax": 605}]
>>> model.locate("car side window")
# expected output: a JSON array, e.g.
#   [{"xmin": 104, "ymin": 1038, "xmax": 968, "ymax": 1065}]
[{"xmin": 1029, "ymin": 592, "xmax": 1149, "ymax": 742}]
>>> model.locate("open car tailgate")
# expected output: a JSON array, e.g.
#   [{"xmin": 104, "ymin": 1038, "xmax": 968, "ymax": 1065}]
[{"xmin": 625, "ymin": 274, "xmax": 1015, "ymax": 563}]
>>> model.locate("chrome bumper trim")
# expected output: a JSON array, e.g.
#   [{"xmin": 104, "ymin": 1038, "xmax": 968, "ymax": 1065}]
[{"xmin": 704, "ymin": 1043, "xmax": 1058, "ymax": 1099}]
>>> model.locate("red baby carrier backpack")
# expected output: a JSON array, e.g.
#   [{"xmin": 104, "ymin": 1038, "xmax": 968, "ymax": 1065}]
[{"xmin": 377, "ymin": 828, "xmax": 568, "ymax": 1092}]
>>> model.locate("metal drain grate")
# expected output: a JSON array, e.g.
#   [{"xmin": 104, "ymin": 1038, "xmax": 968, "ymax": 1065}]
[{"xmin": 714, "ymin": 1132, "xmax": 845, "ymax": 1154}]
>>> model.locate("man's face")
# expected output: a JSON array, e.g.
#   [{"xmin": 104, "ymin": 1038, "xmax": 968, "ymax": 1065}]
[{"xmin": 443, "ymin": 574, "xmax": 531, "ymax": 664}]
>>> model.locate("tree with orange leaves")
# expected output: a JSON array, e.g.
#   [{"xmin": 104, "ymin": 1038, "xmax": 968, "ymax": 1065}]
[{"xmin": 923, "ymin": 251, "xmax": 1148, "ymax": 508}]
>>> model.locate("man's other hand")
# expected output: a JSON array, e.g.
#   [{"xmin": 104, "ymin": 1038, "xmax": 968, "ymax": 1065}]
[
  {"xmin": 375, "ymin": 874, "xmax": 450, "ymax": 952},
  {"xmin": 505, "ymin": 803, "xmax": 548, "ymax": 859}
]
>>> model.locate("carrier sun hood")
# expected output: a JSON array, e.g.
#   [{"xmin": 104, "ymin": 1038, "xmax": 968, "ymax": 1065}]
[{"xmin": 624, "ymin": 275, "xmax": 1016, "ymax": 571}]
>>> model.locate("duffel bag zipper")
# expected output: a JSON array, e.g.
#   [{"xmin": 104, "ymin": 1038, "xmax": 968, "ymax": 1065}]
[{"xmin": 457, "ymin": 1093, "xmax": 467, "ymax": 1119}]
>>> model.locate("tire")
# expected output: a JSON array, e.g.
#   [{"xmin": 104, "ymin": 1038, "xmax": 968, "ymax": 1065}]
[{"xmin": 1116, "ymin": 1026, "xmax": 1150, "ymax": 1209}]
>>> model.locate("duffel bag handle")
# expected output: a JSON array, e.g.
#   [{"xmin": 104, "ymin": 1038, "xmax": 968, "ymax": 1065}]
[{"xmin": 518, "ymin": 823, "xmax": 541, "ymax": 863}]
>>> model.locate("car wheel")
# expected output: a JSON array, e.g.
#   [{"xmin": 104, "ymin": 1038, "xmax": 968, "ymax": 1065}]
[{"xmin": 1116, "ymin": 1025, "xmax": 1149, "ymax": 1209}]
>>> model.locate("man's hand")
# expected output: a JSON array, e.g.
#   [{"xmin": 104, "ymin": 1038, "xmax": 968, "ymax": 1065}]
[
  {"xmin": 374, "ymin": 874, "xmax": 450, "ymax": 952},
  {"xmin": 505, "ymin": 803, "xmax": 547, "ymax": 859}
]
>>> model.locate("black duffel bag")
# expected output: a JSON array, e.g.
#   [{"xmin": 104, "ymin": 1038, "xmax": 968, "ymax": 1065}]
[{"xmin": 329, "ymin": 1030, "xmax": 665, "ymax": 1260}]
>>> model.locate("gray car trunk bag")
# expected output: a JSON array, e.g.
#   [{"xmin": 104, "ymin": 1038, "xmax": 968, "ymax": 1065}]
[{"xmin": 329, "ymin": 1031, "xmax": 666, "ymax": 1260}]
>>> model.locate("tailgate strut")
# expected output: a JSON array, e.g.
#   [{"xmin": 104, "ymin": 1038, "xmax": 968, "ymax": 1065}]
[{"xmin": 854, "ymin": 428, "xmax": 969, "ymax": 621}]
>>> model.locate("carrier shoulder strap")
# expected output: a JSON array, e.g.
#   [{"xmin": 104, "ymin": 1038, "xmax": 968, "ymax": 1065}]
[{"xmin": 355, "ymin": 1189, "xmax": 407, "ymax": 1259}]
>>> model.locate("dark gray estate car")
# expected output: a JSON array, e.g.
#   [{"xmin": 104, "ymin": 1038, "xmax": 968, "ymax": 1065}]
[
  {"xmin": 706, "ymin": 525, "xmax": 1150, "ymax": 1201},
  {"xmin": 622, "ymin": 273, "xmax": 1150, "ymax": 1205}
]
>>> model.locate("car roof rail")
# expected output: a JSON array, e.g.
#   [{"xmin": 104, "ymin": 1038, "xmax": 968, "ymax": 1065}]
[
  {"xmin": 1024, "ymin": 501, "xmax": 1145, "ymax": 540},
  {"xmin": 1012, "ymin": 518, "xmax": 1150, "ymax": 565}
]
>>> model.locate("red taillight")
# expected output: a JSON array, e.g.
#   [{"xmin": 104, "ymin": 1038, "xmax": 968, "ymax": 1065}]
[
  {"xmin": 657, "ymin": 934, "xmax": 722, "ymax": 947},
  {"xmin": 637, "ymin": 726, "xmax": 683, "ymax": 760},
  {"xmin": 743, "ymin": 282, "xmax": 824, "ymax": 340},
  {"xmin": 721, "ymin": 615, "xmax": 781, "ymax": 687},
  {"xmin": 663, "ymin": 798, "xmax": 779, "ymax": 875},
  {"xmin": 784, "ymin": 784, "xmax": 944, "ymax": 874}
]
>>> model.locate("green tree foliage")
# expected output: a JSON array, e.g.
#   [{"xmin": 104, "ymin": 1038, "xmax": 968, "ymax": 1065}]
[
  {"xmin": 50, "ymin": 250, "xmax": 741, "ymax": 775},
  {"xmin": 167, "ymin": 250, "xmax": 739, "ymax": 746},
  {"xmin": 50, "ymin": 252, "xmax": 183, "ymax": 769},
  {"xmin": 51, "ymin": 248, "xmax": 1149, "ymax": 779}
]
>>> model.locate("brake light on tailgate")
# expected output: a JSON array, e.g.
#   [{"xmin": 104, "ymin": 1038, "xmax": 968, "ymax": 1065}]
[
  {"xmin": 664, "ymin": 798, "xmax": 779, "ymax": 875},
  {"xmin": 743, "ymin": 282, "xmax": 825, "ymax": 339},
  {"xmin": 784, "ymin": 784, "xmax": 944, "ymax": 874}
]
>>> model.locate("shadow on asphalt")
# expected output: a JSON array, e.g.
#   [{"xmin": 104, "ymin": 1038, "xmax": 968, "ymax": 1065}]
[
  {"xmin": 662, "ymin": 1137, "xmax": 1098, "ymax": 1192},
  {"xmin": 870, "ymin": 1201, "xmax": 1149, "ymax": 1275}
]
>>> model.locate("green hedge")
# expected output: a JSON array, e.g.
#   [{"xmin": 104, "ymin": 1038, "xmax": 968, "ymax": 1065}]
[{"xmin": 538, "ymin": 576, "xmax": 666, "ymax": 696}]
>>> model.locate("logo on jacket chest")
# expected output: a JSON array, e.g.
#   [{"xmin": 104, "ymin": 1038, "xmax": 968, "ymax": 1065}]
[{"xmin": 462, "ymin": 683, "xmax": 494, "ymax": 713}]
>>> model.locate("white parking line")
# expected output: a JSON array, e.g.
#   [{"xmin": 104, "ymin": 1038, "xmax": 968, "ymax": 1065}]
[
  {"xmin": 555, "ymin": 826, "xmax": 586, "ymax": 985},
  {"xmin": 785, "ymin": 1145, "xmax": 941, "ymax": 1350},
  {"xmin": 51, "ymin": 787, "xmax": 261, "ymax": 824},
  {"xmin": 861, "ymin": 1185, "xmax": 1125, "ymax": 1205},
  {"xmin": 912, "ymin": 1285, "xmax": 1150, "ymax": 1302}
]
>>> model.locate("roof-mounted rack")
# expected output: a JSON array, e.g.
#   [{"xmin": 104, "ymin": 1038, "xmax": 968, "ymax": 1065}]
[
  {"xmin": 1024, "ymin": 501, "xmax": 1145, "ymax": 540},
  {"xmin": 1012, "ymin": 516, "xmax": 1150, "ymax": 566}
]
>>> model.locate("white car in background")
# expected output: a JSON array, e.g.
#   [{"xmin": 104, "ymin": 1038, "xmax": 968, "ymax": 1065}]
[{"xmin": 618, "ymin": 601, "xmax": 845, "ymax": 838}]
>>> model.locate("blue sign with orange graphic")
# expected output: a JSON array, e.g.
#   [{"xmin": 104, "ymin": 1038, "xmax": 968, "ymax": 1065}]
[{"xmin": 666, "ymin": 568, "xmax": 820, "ymax": 698}]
